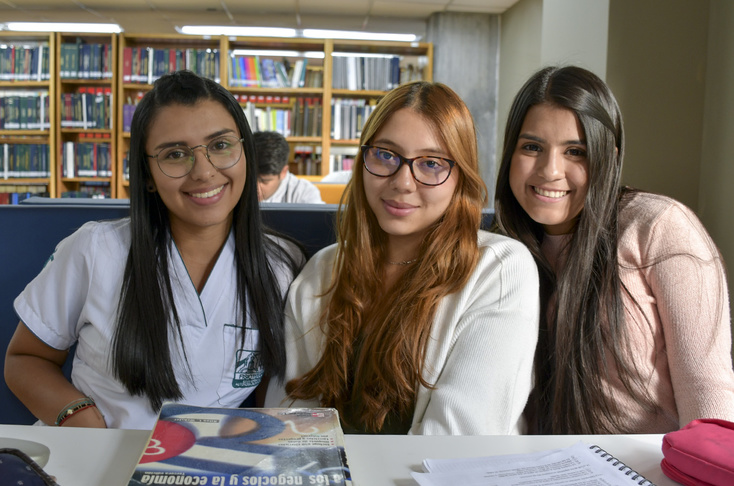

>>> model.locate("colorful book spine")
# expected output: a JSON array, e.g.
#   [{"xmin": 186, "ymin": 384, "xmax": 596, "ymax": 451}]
[
  {"xmin": 0, "ymin": 90, "xmax": 50, "ymax": 131},
  {"xmin": 62, "ymin": 138, "xmax": 112, "ymax": 178},
  {"xmin": 0, "ymin": 43, "xmax": 50, "ymax": 81}
]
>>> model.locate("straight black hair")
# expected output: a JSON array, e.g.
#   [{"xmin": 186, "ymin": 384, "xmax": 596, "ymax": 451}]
[
  {"xmin": 112, "ymin": 70, "xmax": 302, "ymax": 411},
  {"xmin": 494, "ymin": 66, "xmax": 658, "ymax": 434}
]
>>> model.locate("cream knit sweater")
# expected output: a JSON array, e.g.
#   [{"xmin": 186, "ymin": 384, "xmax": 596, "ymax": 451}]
[{"xmin": 266, "ymin": 230, "xmax": 540, "ymax": 435}]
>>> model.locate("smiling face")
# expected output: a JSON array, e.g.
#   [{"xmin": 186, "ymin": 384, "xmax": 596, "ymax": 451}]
[
  {"xmin": 363, "ymin": 108, "xmax": 458, "ymax": 256},
  {"xmin": 509, "ymin": 103, "xmax": 589, "ymax": 235},
  {"xmin": 146, "ymin": 99, "xmax": 246, "ymax": 239}
]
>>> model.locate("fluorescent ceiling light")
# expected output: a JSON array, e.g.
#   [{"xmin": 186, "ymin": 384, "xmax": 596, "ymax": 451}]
[
  {"xmin": 231, "ymin": 49, "xmax": 324, "ymax": 59},
  {"xmin": 303, "ymin": 29, "xmax": 417, "ymax": 42},
  {"xmin": 3, "ymin": 22, "xmax": 122, "ymax": 33},
  {"xmin": 332, "ymin": 52, "xmax": 399, "ymax": 58},
  {"xmin": 178, "ymin": 26, "xmax": 297, "ymax": 38}
]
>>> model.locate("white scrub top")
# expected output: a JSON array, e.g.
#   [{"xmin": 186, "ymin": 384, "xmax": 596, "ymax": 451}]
[{"xmin": 15, "ymin": 218, "xmax": 296, "ymax": 430}]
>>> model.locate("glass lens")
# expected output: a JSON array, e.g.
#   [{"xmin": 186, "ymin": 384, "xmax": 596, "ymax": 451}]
[
  {"xmin": 364, "ymin": 147, "xmax": 400, "ymax": 176},
  {"xmin": 413, "ymin": 157, "xmax": 452, "ymax": 185},
  {"xmin": 207, "ymin": 136, "xmax": 243, "ymax": 169},
  {"xmin": 157, "ymin": 146, "xmax": 194, "ymax": 178}
]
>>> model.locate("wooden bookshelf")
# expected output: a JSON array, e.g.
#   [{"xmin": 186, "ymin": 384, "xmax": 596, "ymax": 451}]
[
  {"xmin": 0, "ymin": 31, "xmax": 56, "ymax": 202},
  {"xmin": 223, "ymin": 37, "xmax": 432, "ymax": 178},
  {"xmin": 116, "ymin": 33, "xmax": 222, "ymax": 198},
  {"xmin": 221, "ymin": 36, "xmax": 327, "ymax": 177},
  {"xmin": 3, "ymin": 32, "xmax": 433, "ymax": 200},
  {"xmin": 55, "ymin": 32, "xmax": 117, "ymax": 198},
  {"xmin": 326, "ymin": 39, "xmax": 432, "ymax": 175}
]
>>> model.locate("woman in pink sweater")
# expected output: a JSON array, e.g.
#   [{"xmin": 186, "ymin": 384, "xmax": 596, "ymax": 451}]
[{"xmin": 494, "ymin": 65, "xmax": 734, "ymax": 434}]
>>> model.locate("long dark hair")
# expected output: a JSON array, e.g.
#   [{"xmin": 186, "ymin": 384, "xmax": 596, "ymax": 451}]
[
  {"xmin": 286, "ymin": 81, "xmax": 487, "ymax": 431},
  {"xmin": 494, "ymin": 66, "xmax": 657, "ymax": 434},
  {"xmin": 112, "ymin": 70, "xmax": 301, "ymax": 410}
]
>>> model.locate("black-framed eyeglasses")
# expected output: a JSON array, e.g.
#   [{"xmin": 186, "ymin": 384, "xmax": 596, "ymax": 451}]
[
  {"xmin": 361, "ymin": 145, "xmax": 456, "ymax": 186},
  {"xmin": 146, "ymin": 136, "xmax": 245, "ymax": 178}
]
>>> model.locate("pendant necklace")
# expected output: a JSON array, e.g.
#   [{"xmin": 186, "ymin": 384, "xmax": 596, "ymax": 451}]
[{"xmin": 388, "ymin": 258, "xmax": 418, "ymax": 265}]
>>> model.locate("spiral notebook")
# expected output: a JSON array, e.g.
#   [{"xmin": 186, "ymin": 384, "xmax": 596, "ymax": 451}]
[
  {"xmin": 412, "ymin": 441, "xmax": 655, "ymax": 486},
  {"xmin": 589, "ymin": 443, "xmax": 655, "ymax": 485}
]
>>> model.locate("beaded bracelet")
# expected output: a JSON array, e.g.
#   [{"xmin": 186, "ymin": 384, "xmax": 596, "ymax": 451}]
[{"xmin": 55, "ymin": 396, "xmax": 97, "ymax": 426}]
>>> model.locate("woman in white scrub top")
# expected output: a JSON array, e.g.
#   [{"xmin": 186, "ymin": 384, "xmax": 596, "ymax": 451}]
[{"xmin": 6, "ymin": 70, "xmax": 304, "ymax": 429}]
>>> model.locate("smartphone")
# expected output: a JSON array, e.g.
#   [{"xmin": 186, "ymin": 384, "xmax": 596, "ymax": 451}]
[{"xmin": 0, "ymin": 448, "xmax": 58, "ymax": 485}]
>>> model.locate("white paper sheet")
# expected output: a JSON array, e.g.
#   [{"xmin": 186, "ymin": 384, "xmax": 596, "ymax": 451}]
[{"xmin": 411, "ymin": 441, "xmax": 654, "ymax": 486}]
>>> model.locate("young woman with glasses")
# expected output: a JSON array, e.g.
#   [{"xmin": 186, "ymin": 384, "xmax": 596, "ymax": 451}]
[
  {"xmin": 494, "ymin": 65, "xmax": 734, "ymax": 434},
  {"xmin": 265, "ymin": 81, "xmax": 540, "ymax": 434},
  {"xmin": 6, "ymin": 70, "xmax": 304, "ymax": 429}
]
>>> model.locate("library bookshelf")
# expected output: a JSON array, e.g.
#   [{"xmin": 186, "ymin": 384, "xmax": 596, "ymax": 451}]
[
  {"xmin": 56, "ymin": 32, "xmax": 118, "ymax": 198},
  {"xmin": 328, "ymin": 40, "xmax": 433, "ymax": 175},
  {"xmin": 116, "ymin": 33, "xmax": 223, "ymax": 198},
  {"xmin": 0, "ymin": 32, "xmax": 56, "ymax": 203},
  {"xmin": 222, "ymin": 36, "xmax": 328, "ymax": 180},
  {"xmin": 2, "ymin": 32, "xmax": 432, "ymax": 201}
]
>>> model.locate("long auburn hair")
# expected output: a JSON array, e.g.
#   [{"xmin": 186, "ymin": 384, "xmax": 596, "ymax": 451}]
[
  {"xmin": 494, "ymin": 65, "xmax": 661, "ymax": 434},
  {"xmin": 286, "ymin": 81, "xmax": 488, "ymax": 432},
  {"xmin": 112, "ymin": 70, "xmax": 301, "ymax": 411}
]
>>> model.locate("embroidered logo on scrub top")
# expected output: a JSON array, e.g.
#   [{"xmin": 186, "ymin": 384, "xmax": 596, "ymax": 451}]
[
  {"xmin": 224, "ymin": 324, "xmax": 263, "ymax": 388},
  {"xmin": 233, "ymin": 349, "xmax": 263, "ymax": 388}
]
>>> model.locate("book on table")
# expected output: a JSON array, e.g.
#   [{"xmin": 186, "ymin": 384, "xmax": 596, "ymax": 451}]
[{"xmin": 127, "ymin": 404, "xmax": 351, "ymax": 486}]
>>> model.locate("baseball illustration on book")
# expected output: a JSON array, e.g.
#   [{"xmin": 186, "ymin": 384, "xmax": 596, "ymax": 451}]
[{"xmin": 128, "ymin": 404, "xmax": 352, "ymax": 486}]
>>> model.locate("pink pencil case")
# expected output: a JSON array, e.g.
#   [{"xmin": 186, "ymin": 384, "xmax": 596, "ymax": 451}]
[{"xmin": 661, "ymin": 418, "xmax": 734, "ymax": 486}]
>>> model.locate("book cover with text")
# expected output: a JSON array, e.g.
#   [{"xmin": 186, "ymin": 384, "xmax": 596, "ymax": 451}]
[{"xmin": 128, "ymin": 404, "xmax": 351, "ymax": 486}]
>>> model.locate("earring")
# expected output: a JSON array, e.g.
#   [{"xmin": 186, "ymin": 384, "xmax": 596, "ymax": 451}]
[{"xmin": 146, "ymin": 182, "xmax": 156, "ymax": 193}]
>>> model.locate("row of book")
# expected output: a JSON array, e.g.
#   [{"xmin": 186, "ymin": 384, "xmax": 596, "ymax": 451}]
[
  {"xmin": 60, "ymin": 87, "xmax": 113, "ymax": 129},
  {"xmin": 1, "ymin": 143, "xmax": 50, "ymax": 178},
  {"xmin": 0, "ymin": 43, "xmax": 51, "ymax": 82},
  {"xmin": 289, "ymin": 145, "xmax": 323, "ymax": 176},
  {"xmin": 2, "ymin": 43, "xmax": 425, "ymax": 91},
  {"xmin": 60, "ymin": 182, "xmax": 111, "ymax": 199},
  {"xmin": 229, "ymin": 55, "xmax": 322, "ymax": 88},
  {"xmin": 0, "ymin": 90, "xmax": 51, "ymax": 130},
  {"xmin": 332, "ymin": 55, "xmax": 402, "ymax": 91},
  {"xmin": 331, "ymin": 98, "xmax": 376, "ymax": 140},
  {"xmin": 123, "ymin": 93, "xmax": 323, "ymax": 136},
  {"xmin": 59, "ymin": 41, "xmax": 114, "ymax": 79},
  {"xmin": 241, "ymin": 96, "xmax": 322, "ymax": 138},
  {"xmin": 123, "ymin": 92, "xmax": 366, "ymax": 141},
  {"xmin": 62, "ymin": 140, "xmax": 113, "ymax": 178},
  {"xmin": 122, "ymin": 47, "xmax": 220, "ymax": 84},
  {"xmin": 0, "ymin": 184, "xmax": 48, "ymax": 205},
  {"xmin": 1, "ymin": 88, "xmax": 112, "ymax": 131},
  {"xmin": 329, "ymin": 146, "xmax": 359, "ymax": 173}
]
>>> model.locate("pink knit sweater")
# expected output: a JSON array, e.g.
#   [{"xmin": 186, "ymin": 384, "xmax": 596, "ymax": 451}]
[{"xmin": 542, "ymin": 192, "xmax": 734, "ymax": 433}]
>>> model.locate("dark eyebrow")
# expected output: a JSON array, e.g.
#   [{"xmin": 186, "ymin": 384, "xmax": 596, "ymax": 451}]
[
  {"xmin": 152, "ymin": 129, "xmax": 237, "ymax": 151},
  {"xmin": 518, "ymin": 133, "xmax": 545, "ymax": 144},
  {"xmin": 207, "ymin": 128, "xmax": 237, "ymax": 140},
  {"xmin": 518, "ymin": 133, "xmax": 586, "ymax": 146}
]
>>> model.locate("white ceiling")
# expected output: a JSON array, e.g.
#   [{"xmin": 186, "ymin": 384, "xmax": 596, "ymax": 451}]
[{"xmin": 0, "ymin": 0, "xmax": 520, "ymax": 37}]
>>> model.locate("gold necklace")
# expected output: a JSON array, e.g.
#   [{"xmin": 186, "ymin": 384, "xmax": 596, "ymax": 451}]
[{"xmin": 387, "ymin": 258, "xmax": 418, "ymax": 265}]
